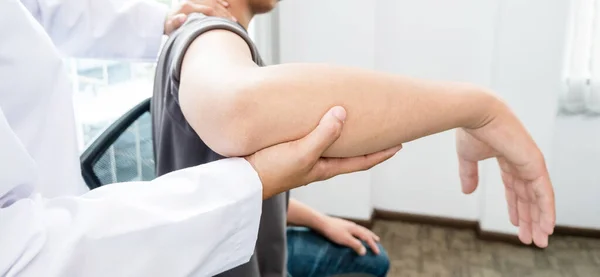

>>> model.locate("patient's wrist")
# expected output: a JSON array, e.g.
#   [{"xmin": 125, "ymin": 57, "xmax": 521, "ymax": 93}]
[
  {"xmin": 309, "ymin": 213, "xmax": 330, "ymax": 233},
  {"xmin": 461, "ymin": 87, "xmax": 506, "ymax": 130}
]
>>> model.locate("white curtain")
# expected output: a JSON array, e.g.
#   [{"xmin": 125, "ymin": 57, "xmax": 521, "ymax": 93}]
[{"xmin": 563, "ymin": 0, "xmax": 600, "ymax": 115}]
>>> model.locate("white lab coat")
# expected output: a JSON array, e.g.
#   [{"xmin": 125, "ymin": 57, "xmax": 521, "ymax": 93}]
[
  {"xmin": 0, "ymin": 0, "xmax": 263, "ymax": 276},
  {"xmin": 9, "ymin": 0, "xmax": 168, "ymax": 198},
  {"xmin": 21, "ymin": 0, "xmax": 167, "ymax": 59},
  {"xmin": 0, "ymin": 109, "xmax": 262, "ymax": 276}
]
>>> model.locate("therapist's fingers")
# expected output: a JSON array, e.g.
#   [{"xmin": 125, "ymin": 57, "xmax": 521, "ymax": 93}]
[
  {"xmin": 217, "ymin": 0, "xmax": 230, "ymax": 7},
  {"xmin": 166, "ymin": 1, "xmax": 236, "ymax": 35},
  {"xmin": 300, "ymin": 106, "xmax": 346, "ymax": 160},
  {"xmin": 164, "ymin": 13, "xmax": 188, "ymax": 35},
  {"xmin": 165, "ymin": 2, "xmax": 213, "ymax": 35},
  {"xmin": 179, "ymin": 1, "xmax": 213, "ymax": 15},
  {"xmin": 213, "ymin": 1, "xmax": 237, "ymax": 22},
  {"xmin": 314, "ymin": 145, "xmax": 402, "ymax": 181},
  {"xmin": 165, "ymin": 14, "xmax": 188, "ymax": 33},
  {"xmin": 183, "ymin": 1, "xmax": 236, "ymax": 22},
  {"xmin": 297, "ymin": 106, "xmax": 402, "ymax": 182}
]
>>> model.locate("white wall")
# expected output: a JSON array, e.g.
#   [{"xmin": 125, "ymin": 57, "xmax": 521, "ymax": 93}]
[
  {"xmin": 277, "ymin": 0, "xmax": 599, "ymax": 232},
  {"xmin": 371, "ymin": 0, "xmax": 497, "ymax": 221},
  {"xmin": 551, "ymin": 117, "xmax": 600, "ymax": 229}
]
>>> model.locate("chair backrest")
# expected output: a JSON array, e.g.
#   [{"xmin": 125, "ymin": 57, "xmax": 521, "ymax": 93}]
[{"xmin": 80, "ymin": 98, "xmax": 156, "ymax": 190}]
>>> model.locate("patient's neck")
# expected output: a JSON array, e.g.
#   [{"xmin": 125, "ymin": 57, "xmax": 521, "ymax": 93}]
[{"xmin": 228, "ymin": 2, "xmax": 255, "ymax": 29}]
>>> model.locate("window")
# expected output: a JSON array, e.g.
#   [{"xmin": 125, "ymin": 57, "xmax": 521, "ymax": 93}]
[
  {"xmin": 70, "ymin": 0, "xmax": 178, "ymax": 151},
  {"xmin": 562, "ymin": 0, "xmax": 600, "ymax": 115},
  {"xmin": 69, "ymin": 0, "xmax": 175, "ymax": 183},
  {"xmin": 69, "ymin": 59, "xmax": 158, "ymax": 150}
]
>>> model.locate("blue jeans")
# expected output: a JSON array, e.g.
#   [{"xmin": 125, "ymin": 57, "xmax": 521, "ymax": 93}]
[{"xmin": 286, "ymin": 227, "xmax": 390, "ymax": 277}]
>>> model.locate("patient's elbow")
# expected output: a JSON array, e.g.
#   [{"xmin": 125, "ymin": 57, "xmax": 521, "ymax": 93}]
[
  {"xmin": 179, "ymin": 84, "xmax": 260, "ymax": 158},
  {"xmin": 201, "ymin": 110, "xmax": 259, "ymax": 158}
]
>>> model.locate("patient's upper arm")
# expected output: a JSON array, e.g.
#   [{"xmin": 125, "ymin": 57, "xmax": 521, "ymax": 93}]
[{"xmin": 174, "ymin": 18, "xmax": 261, "ymax": 156}]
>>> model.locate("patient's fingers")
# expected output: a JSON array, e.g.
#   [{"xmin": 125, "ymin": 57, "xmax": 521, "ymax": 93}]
[
  {"xmin": 340, "ymin": 234, "xmax": 367, "ymax": 256},
  {"xmin": 518, "ymin": 202, "xmax": 533, "ymax": 245},
  {"xmin": 499, "ymin": 158, "xmax": 519, "ymax": 227},
  {"xmin": 504, "ymin": 175, "xmax": 519, "ymax": 227},
  {"xmin": 530, "ymin": 198, "xmax": 548, "ymax": 247},
  {"xmin": 515, "ymin": 178, "xmax": 533, "ymax": 245},
  {"xmin": 532, "ymin": 220, "xmax": 548, "ymax": 248},
  {"xmin": 350, "ymin": 225, "xmax": 380, "ymax": 255},
  {"xmin": 458, "ymin": 157, "xmax": 479, "ymax": 194},
  {"xmin": 531, "ymin": 175, "xmax": 556, "ymax": 237},
  {"xmin": 502, "ymin": 159, "xmax": 554, "ymax": 248}
]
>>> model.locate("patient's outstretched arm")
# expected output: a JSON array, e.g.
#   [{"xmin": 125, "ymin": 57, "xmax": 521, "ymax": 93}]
[
  {"xmin": 177, "ymin": 27, "xmax": 554, "ymax": 249},
  {"xmin": 179, "ymin": 29, "xmax": 504, "ymax": 158}
]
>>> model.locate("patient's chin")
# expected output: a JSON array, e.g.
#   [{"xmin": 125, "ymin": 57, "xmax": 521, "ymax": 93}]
[
  {"xmin": 251, "ymin": 0, "xmax": 277, "ymax": 14},
  {"xmin": 254, "ymin": 7, "xmax": 275, "ymax": 14}
]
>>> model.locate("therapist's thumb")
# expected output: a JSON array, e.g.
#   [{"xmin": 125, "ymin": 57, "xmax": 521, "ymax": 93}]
[
  {"xmin": 302, "ymin": 106, "xmax": 347, "ymax": 158},
  {"xmin": 164, "ymin": 14, "xmax": 187, "ymax": 35}
]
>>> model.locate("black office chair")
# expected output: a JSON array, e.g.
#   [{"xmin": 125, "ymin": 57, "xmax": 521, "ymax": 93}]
[{"xmin": 80, "ymin": 98, "xmax": 156, "ymax": 190}]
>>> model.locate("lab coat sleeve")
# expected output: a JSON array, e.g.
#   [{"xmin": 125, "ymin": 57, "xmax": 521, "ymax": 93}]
[
  {"xmin": 0, "ymin": 159, "xmax": 263, "ymax": 277},
  {"xmin": 20, "ymin": 0, "xmax": 168, "ymax": 60}
]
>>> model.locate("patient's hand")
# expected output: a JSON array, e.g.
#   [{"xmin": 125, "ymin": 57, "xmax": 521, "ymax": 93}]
[
  {"xmin": 317, "ymin": 217, "xmax": 381, "ymax": 256},
  {"xmin": 164, "ymin": 0, "xmax": 235, "ymax": 35},
  {"xmin": 455, "ymin": 103, "xmax": 555, "ymax": 248}
]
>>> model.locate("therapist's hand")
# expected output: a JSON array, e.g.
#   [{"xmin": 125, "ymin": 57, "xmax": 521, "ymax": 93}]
[
  {"xmin": 165, "ymin": 0, "xmax": 235, "ymax": 35},
  {"xmin": 246, "ymin": 106, "xmax": 403, "ymax": 199}
]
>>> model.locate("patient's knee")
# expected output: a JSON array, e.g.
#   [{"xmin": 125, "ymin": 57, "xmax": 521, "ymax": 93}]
[
  {"xmin": 340, "ymin": 242, "xmax": 390, "ymax": 277},
  {"xmin": 362, "ymin": 242, "xmax": 390, "ymax": 276}
]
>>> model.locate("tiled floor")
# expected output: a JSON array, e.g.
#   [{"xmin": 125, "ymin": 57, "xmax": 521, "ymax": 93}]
[{"xmin": 372, "ymin": 220, "xmax": 600, "ymax": 277}]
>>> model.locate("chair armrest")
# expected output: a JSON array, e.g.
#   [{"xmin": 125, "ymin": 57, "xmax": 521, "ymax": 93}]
[{"xmin": 80, "ymin": 98, "xmax": 151, "ymax": 190}]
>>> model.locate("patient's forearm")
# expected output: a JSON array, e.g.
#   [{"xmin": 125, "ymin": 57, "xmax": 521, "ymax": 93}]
[
  {"xmin": 287, "ymin": 199, "xmax": 327, "ymax": 231},
  {"xmin": 233, "ymin": 64, "xmax": 499, "ymax": 157}
]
